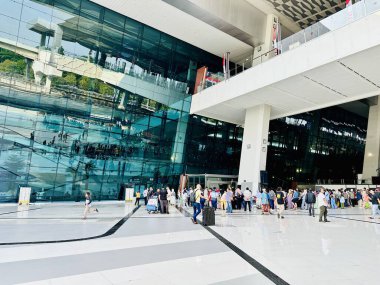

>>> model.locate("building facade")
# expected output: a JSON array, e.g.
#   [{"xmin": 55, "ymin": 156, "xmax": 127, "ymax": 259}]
[
  {"xmin": 0, "ymin": 0, "xmax": 244, "ymax": 202},
  {"xmin": 0, "ymin": 0, "xmax": 368, "ymax": 202}
]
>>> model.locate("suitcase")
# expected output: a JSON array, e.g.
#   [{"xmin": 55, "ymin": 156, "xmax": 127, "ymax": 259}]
[
  {"xmin": 202, "ymin": 206, "xmax": 215, "ymax": 226},
  {"xmin": 262, "ymin": 204, "xmax": 270, "ymax": 214}
]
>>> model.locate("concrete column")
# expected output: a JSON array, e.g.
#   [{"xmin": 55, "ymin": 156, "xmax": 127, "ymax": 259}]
[
  {"xmin": 45, "ymin": 76, "xmax": 52, "ymax": 93},
  {"xmin": 238, "ymin": 104, "xmax": 271, "ymax": 194},
  {"xmin": 40, "ymin": 33, "xmax": 47, "ymax": 48},
  {"xmin": 33, "ymin": 70, "xmax": 43, "ymax": 85},
  {"xmin": 52, "ymin": 26, "xmax": 63, "ymax": 52},
  {"xmin": 362, "ymin": 98, "xmax": 380, "ymax": 182}
]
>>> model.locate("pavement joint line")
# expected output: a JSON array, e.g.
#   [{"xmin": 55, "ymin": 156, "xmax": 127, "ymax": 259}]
[
  {"xmin": 0, "ymin": 205, "xmax": 140, "ymax": 246},
  {"xmin": 329, "ymin": 215, "xmax": 380, "ymax": 224},
  {"xmin": 0, "ymin": 208, "xmax": 41, "ymax": 216},
  {"xmin": 175, "ymin": 205, "xmax": 290, "ymax": 285}
]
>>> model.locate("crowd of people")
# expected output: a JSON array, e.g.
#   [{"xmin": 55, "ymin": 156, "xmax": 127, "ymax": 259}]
[
  {"xmin": 82, "ymin": 185, "xmax": 380, "ymax": 222},
  {"xmin": 136, "ymin": 185, "xmax": 380, "ymax": 223}
]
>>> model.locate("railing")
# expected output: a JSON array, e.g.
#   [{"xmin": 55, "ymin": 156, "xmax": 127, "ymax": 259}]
[
  {"xmin": 199, "ymin": 0, "xmax": 380, "ymax": 92},
  {"xmin": 39, "ymin": 47, "xmax": 189, "ymax": 94}
]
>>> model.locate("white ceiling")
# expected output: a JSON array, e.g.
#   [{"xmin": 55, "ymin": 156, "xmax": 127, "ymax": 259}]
[{"xmin": 91, "ymin": 0, "xmax": 254, "ymax": 61}]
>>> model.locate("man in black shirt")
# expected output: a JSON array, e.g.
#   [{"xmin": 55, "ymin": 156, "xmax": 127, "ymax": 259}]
[
  {"xmin": 305, "ymin": 189, "xmax": 316, "ymax": 217},
  {"xmin": 159, "ymin": 187, "xmax": 169, "ymax": 214},
  {"xmin": 275, "ymin": 187, "xmax": 285, "ymax": 219},
  {"xmin": 369, "ymin": 188, "xmax": 380, "ymax": 219}
]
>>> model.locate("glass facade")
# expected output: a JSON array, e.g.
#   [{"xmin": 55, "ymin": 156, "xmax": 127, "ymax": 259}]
[
  {"xmin": 0, "ymin": 0, "xmax": 369, "ymax": 202},
  {"xmin": 267, "ymin": 107, "xmax": 367, "ymax": 186},
  {"xmin": 0, "ymin": 0, "xmax": 229, "ymax": 202}
]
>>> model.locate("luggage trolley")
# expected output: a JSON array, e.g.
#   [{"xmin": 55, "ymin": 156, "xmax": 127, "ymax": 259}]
[{"xmin": 146, "ymin": 196, "xmax": 159, "ymax": 214}]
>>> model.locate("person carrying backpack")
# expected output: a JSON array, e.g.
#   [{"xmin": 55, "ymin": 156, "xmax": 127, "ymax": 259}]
[{"xmin": 191, "ymin": 184, "xmax": 202, "ymax": 224}]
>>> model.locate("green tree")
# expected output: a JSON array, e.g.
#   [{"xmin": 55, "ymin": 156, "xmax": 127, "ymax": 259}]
[
  {"xmin": 78, "ymin": 76, "xmax": 91, "ymax": 90},
  {"xmin": 0, "ymin": 59, "xmax": 26, "ymax": 75},
  {"xmin": 98, "ymin": 82, "xmax": 114, "ymax": 95},
  {"xmin": 64, "ymin": 73, "xmax": 77, "ymax": 86},
  {"xmin": 0, "ymin": 48, "xmax": 24, "ymax": 63}
]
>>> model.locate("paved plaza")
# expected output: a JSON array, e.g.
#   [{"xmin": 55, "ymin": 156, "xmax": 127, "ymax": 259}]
[{"xmin": 0, "ymin": 202, "xmax": 379, "ymax": 285}]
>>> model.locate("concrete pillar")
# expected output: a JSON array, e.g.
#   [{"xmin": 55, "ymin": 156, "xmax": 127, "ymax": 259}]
[
  {"xmin": 52, "ymin": 26, "xmax": 63, "ymax": 52},
  {"xmin": 25, "ymin": 59, "xmax": 32, "ymax": 80},
  {"xmin": 40, "ymin": 33, "xmax": 47, "ymax": 48},
  {"xmin": 362, "ymin": 98, "xmax": 380, "ymax": 182},
  {"xmin": 45, "ymin": 76, "xmax": 52, "ymax": 93},
  {"xmin": 34, "ymin": 70, "xmax": 43, "ymax": 85},
  {"xmin": 238, "ymin": 104, "xmax": 271, "ymax": 194}
]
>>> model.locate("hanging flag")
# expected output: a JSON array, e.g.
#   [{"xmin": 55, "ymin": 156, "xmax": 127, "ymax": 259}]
[
  {"xmin": 346, "ymin": 0, "xmax": 353, "ymax": 22},
  {"xmin": 222, "ymin": 53, "xmax": 226, "ymax": 78}
]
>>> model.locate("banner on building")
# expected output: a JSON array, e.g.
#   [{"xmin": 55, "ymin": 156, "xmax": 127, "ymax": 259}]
[
  {"xmin": 178, "ymin": 174, "xmax": 188, "ymax": 193},
  {"xmin": 193, "ymin": 66, "xmax": 208, "ymax": 94},
  {"xmin": 125, "ymin": 188, "xmax": 134, "ymax": 202}
]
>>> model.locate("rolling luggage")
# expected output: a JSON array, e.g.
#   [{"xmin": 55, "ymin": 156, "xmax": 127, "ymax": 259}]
[
  {"xmin": 202, "ymin": 206, "xmax": 215, "ymax": 226},
  {"xmin": 147, "ymin": 197, "xmax": 158, "ymax": 213},
  {"xmin": 262, "ymin": 204, "xmax": 270, "ymax": 214}
]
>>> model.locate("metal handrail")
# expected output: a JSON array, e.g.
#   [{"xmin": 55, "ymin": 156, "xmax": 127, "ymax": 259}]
[{"xmin": 200, "ymin": 0, "xmax": 380, "ymax": 92}]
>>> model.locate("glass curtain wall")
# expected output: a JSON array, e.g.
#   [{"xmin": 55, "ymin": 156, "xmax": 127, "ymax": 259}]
[
  {"xmin": 267, "ymin": 107, "xmax": 367, "ymax": 186},
  {"xmin": 0, "ymin": 0, "xmax": 227, "ymax": 202},
  {"xmin": 0, "ymin": 0, "xmax": 369, "ymax": 202}
]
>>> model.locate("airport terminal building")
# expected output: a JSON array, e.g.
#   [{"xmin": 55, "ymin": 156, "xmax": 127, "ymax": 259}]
[{"xmin": 0, "ymin": 0, "xmax": 378, "ymax": 201}]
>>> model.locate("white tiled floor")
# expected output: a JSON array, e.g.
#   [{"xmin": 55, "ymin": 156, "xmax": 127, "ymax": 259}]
[
  {"xmin": 209, "ymin": 206, "xmax": 380, "ymax": 285},
  {"xmin": 0, "ymin": 202, "xmax": 378, "ymax": 285}
]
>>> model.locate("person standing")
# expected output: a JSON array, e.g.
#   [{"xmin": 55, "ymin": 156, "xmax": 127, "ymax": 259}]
[
  {"xmin": 256, "ymin": 190, "xmax": 262, "ymax": 209},
  {"xmin": 301, "ymin": 189, "xmax": 308, "ymax": 210},
  {"xmin": 330, "ymin": 192, "xmax": 337, "ymax": 209},
  {"xmin": 292, "ymin": 189, "xmax": 300, "ymax": 210},
  {"xmin": 261, "ymin": 189, "xmax": 270, "ymax": 214},
  {"xmin": 182, "ymin": 190, "xmax": 189, "ymax": 207},
  {"xmin": 369, "ymin": 188, "xmax": 380, "ymax": 219},
  {"xmin": 235, "ymin": 187, "xmax": 243, "ymax": 210},
  {"xmin": 305, "ymin": 189, "xmax": 316, "ymax": 217},
  {"xmin": 135, "ymin": 190, "xmax": 141, "ymax": 206},
  {"xmin": 356, "ymin": 190, "xmax": 363, "ymax": 208},
  {"xmin": 226, "ymin": 187, "xmax": 233, "ymax": 214},
  {"xmin": 243, "ymin": 187, "xmax": 252, "ymax": 212},
  {"xmin": 143, "ymin": 188, "xmax": 148, "ymax": 205},
  {"xmin": 159, "ymin": 187, "xmax": 169, "ymax": 214},
  {"xmin": 191, "ymin": 184, "xmax": 202, "ymax": 224},
  {"xmin": 189, "ymin": 187, "xmax": 195, "ymax": 207},
  {"xmin": 220, "ymin": 190, "xmax": 227, "ymax": 210},
  {"xmin": 318, "ymin": 188, "xmax": 330, "ymax": 222},
  {"xmin": 210, "ymin": 188, "xmax": 219, "ymax": 210},
  {"xmin": 275, "ymin": 187, "xmax": 285, "ymax": 219},
  {"xmin": 269, "ymin": 189, "xmax": 275, "ymax": 210},
  {"xmin": 286, "ymin": 190, "xmax": 294, "ymax": 210}
]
